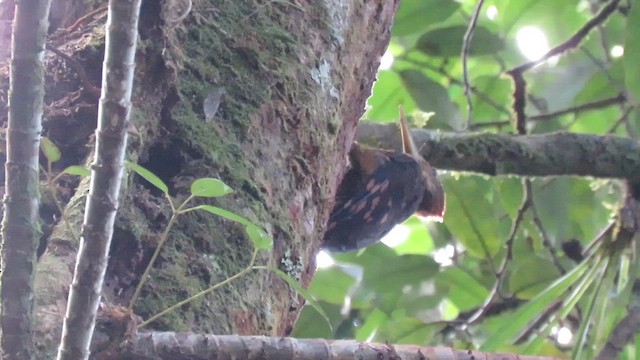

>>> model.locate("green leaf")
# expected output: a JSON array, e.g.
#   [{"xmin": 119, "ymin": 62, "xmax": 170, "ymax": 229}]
[
  {"xmin": 341, "ymin": 245, "xmax": 440, "ymax": 293},
  {"xmin": 436, "ymin": 267, "xmax": 489, "ymax": 311},
  {"xmin": 40, "ymin": 137, "xmax": 61, "ymax": 163},
  {"xmin": 62, "ymin": 165, "xmax": 91, "ymax": 177},
  {"xmin": 496, "ymin": 178, "xmax": 524, "ymax": 219},
  {"xmin": 393, "ymin": 0, "xmax": 460, "ymax": 36},
  {"xmin": 481, "ymin": 259, "xmax": 591, "ymax": 351},
  {"xmin": 365, "ymin": 70, "xmax": 418, "ymax": 121},
  {"xmin": 355, "ymin": 308, "xmax": 389, "ymax": 341},
  {"xmin": 533, "ymin": 178, "xmax": 612, "ymax": 244},
  {"xmin": 625, "ymin": 0, "xmax": 640, "ymax": 103},
  {"xmin": 444, "ymin": 176, "xmax": 501, "ymax": 258},
  {"xmin": 439, "ymin": 298, "xmax": 460, "ymax": 321},
  {"xmin": 571, "ymin": 259, "xmax": 609, "ymax": 360},
  {"xmin": 375, "ymin": 317, "xmax": 437, "ymax": 344},
  {"xmin": 267, "ymin": 267, "xmax": 332, "ymax": 330},
  {"xmin": 415, "ymin": 25, "xmax": 504, "ymax": 58},
  {"xmin": 557, "ymin": 256, "xmax": 606, "ymax": 320},
  {"xmin": 508, "ymin": 256, "xmax": 561, "ymax": 299},
  {"xmin": 393, "ymin": 216, "xmax": 434, "ymax": 255},
  {"xmin": 292, "ymin": 302, "xmax": 340, "ymax": 339},
  {"xmin": 190, "ymin": 178, "xmax": 234, "ymax": 197},
  {"xmin": 398, "ymin": 69, "xmax": 460, "ymax": 128},
  {"xmin": 470, "ymin": 75, "xmax": 512, "ymax": 122},
  {"xmin": 245, "ymin": 224, "xmax": 272, "ymax": 250},
  {"xmin": 309, "ymin": 266, "xmax": 358, "ymax": 304},
  {"xmin": 191, "ymin": 204, "xmax": 251, "ymax": 226},
  {"xmin": 574, "ymin": 62, "xmax": 623, "ymax": 104},
  {"xmin": 500, "ymin": 0, "xmax": 539, "ymax": 32},
  {"xmin": 126, "ymin": 161, "xmax": 169, "ymax": 195}
]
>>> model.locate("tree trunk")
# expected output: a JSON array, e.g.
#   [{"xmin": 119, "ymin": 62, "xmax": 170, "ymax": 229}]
[{"xmin": 0, "ymin": 0, "xmax": 399, "ymax": 357}]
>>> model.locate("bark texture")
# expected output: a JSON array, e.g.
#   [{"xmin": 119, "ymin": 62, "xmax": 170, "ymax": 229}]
[
  {"xmin": 1, "ymin": 0, "xmax": 51, "ymax": 358},
  {"xmin": 0, "ymin": 0, "xmax": 399, "ymax": 357},
  {"xmin": 57, "ymin": 0, "xmax": 141, "ymax": 358},
  {"xmin": 357, "ymin": 123, "xmax": 640, "ymax": 179},
  {"xmin": 111, "ymin": 333, "xmax": 558, "ymax": 360}
]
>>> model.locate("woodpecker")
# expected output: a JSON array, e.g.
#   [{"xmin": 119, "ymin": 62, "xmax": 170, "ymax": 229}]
[{"xmin": 322, "ymin": 109, "xmax": 445, "ymax": 252}]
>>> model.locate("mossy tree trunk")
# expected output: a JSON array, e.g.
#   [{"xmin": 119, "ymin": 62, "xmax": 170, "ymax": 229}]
[{"xmin": 0, "ymin": 0, "xmax": 398, "ymax": 357}]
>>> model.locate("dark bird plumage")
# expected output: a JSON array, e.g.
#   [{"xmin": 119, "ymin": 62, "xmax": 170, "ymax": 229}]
[{"xmin": 323, "ymin": 109, "xmax": 445, "ymax": 252}]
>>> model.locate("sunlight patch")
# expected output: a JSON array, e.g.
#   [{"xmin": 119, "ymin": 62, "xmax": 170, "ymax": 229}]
[
  {"xmin": 380, "ymin": 224, "xmax": 411, "ymax": 248},
  {"xmin": 516, "ymin": 26, "xmax": 549, "ymax": 61}
]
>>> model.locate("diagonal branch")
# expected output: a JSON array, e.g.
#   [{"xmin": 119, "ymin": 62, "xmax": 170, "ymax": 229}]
[
  {"xmin": 504, "ymin": 0, "xmax": 621, "ymax": 133},
  {"xmin": 508, "ymin": 0, "xmax": 620, "ymax": 75}
]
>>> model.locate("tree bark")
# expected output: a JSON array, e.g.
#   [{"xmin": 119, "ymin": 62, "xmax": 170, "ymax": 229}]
[
  {"xmin": 357, "ymin": 123, "xmax": 640, "ymax": 179},
  {"xmin": 57, "ymin": 0, "xmax": 141, "ymax": 358},
  {"xmin": 112, "ymin": 333, "xmax": 558, "ymax": 360},
  {"xmin": 1, "ymin": 0, "xmax": 51, "ymax": 358},
  {"xmin": 1, "ymin": 0, "xmax": 399, "ymax": 357}
]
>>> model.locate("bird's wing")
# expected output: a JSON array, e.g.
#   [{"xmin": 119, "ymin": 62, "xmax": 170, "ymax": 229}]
[{"xmin": 324, "ymin": 149, "xmax": 424, "ymax": 252}]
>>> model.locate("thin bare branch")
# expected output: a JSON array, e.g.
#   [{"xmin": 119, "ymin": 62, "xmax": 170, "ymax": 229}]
[
  {"xmin": 596, "ymin": 303, "xmax": 640, "ymax": 360},
  {"xmin": 464, "ymin": 180, "xmax": 532, "ymax": 325},
  {"xmin": 504, "ymin": 0, "xmax": 620, "ymax": 134},
  {"xmin": 471, "ymin": 93, "xmax": 628, "ymax": 129},
  {"xmin": 461, "ymin": 0, "xmax": 485, "ymax": 130},
  {"xmin": 46, "ymin": 43, "xmax": 101, "ymax": 96},
  {"xmin": 530, "ymin": 203, "xmax": 565, "ymax": 274},
  {"xmin": 508, "ymin": 0, "xmax": 620, "ymax": 74},
  {"xmin": 401, "ymin": 57, "xmax": 512, "ymax": 116},
  {"xmin": 531, "ymin": 93, "xmax": 626, "ymax": 121}
]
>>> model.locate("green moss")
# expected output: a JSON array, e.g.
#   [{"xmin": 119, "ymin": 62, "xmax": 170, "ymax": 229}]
[
  {"xmin": 162, "ymin": 0, "xmax": 309, "ymax": 230},
  {"xmin": 133, "ymin": 209, "xmax": 255, "ymax": 331},
  {"xmin": 130, "ymin": 0, "xmax": 329, "ymax": 333}
]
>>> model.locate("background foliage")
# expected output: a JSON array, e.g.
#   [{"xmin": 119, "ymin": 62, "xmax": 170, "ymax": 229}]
[{"xmin": 294, "ymin": 0, "xmax": 637, "ymax": 358}]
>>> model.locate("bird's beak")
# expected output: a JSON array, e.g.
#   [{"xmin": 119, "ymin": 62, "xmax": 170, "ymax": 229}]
[{"xmin": 399, "ymin": 106, "xmax": 420, "ymax": 158}]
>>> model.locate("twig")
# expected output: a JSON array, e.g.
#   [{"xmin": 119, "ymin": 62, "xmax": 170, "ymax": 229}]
[
  {"xmin": 46, "ymin": 43, "xmax": 101, "ymax": 96},
  {"xmin": 513, "ymin": 300, "xmax": 564, "ymax": 345},
  {"xmin": 530, "ymin": 203, "xmax": 565, "ymax": 274},
  {"xmin": 580, "ymin": 48, "xmax": 621, "ymax": 90},
  {"xmin": 138, "ymin": 249, "xmax": 259, "ymax": 329},
  {"xmin": 596, "ymin": 303, "xmax": 640, "ymax": 360},
  {"xmin": 508, "ymin": 0, "xmax": 620, "ymax": 74},
  {"xmin": 464, "ymin": 180, "xmax": 532, "ymax": 325},
  {"xmin": 40, "ymin": 165, "xmax": 80, "ymax": 243},
  {"xmin": 470, "ymin": 93, "xmax": 627, "ymax": 129},
  {"xmin": 461, "ymin": 0, "xmax": 485, "ymax": 130},
  {"xmin": 608, "ymin": 106, "xmax": 633, "ymax": 134},
  {"xmin": 531, "ymin": 93, "xmax": 626, "ymax": 121},
  {"xmin": 469, "ymin": 119, "xmax": 513, "ymax": 129},
  {"xmin": 66, "ymin": 4, "xmax": 108, "ymax": 33},
  {"xmin": 590, "ymin": 0, "xmax": 613, "ymax": 66},
  {"xmin": 400, "ymin": 57, "xmax": 511, "ymax": 116},
  {"xmin": 128, "ymin": 195, "xmax": 191, "ymax": 310},
  {"xmin": 504, "ymin": 0, "xmax": 620, "ymax": 135},
  {"xmin": 449, "ymin": 187, "xmax": 497, "ymax": 274}
]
